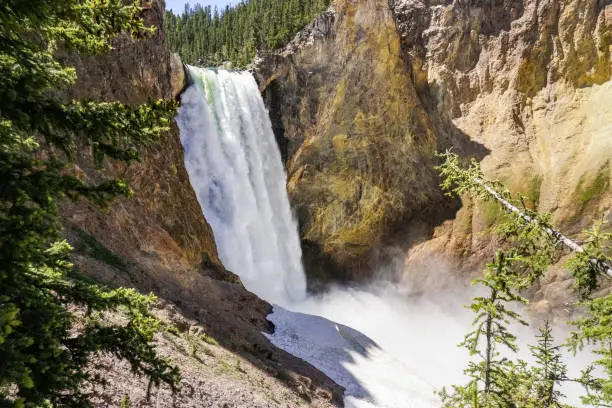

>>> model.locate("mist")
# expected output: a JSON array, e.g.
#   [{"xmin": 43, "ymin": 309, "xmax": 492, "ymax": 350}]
[{"xmin": 272, "ymin": 265, "xmax": 594, "ymax": 407}]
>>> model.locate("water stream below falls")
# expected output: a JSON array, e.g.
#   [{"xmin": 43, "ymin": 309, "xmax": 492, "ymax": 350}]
[{"xmin": 177, "ymin": 67, "xmax": 587, "ymax": 407}]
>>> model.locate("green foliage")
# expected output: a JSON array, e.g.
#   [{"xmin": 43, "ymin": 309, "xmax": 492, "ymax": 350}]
[
  {"xmin": 481, "ymin": 200, "xmax": 503, "ymax": 229},
  {"xmin": 440, "ymin": 251, "xmax": 529, "ymax": 407},
  {"xmin": 527, "ymin": 174, "xmax": 543, "ymax": 209},
  {"xmin": 183, "ymin": 332, "xmax": 217, "ymax": 363},
  {"xmin": 185, "ymin": 333, "xmax": 199, "ymax": 358},
  {"xmin": 201, "ymin": 333, "xmax": 219, "ymax": 346},
  {"xmin": 568, "ymin": 294, "xmax": 612, "ymax": 406},
  {"xmin": 567, "ymin": 219, "xmax": 612, "ymax": 298},
  {"xmin": 235, "ymin": 358, "xmax": 246, "ymax": 373},
  {"xmin": 495, "ymin": 211, "xmax": 558, "ymax": 290},
  {"xmin": 164, "ymin": 0, "xmax": 331, "ymax": 67},
  {"xmin": 439, "ymin": 255, "xmax": 577, "ymax": 408},
  {"xmin": 0, "ymin": 0, "xmax": 180, "ymax": 406},
  {"xmin": 437, "ymin": 150, "xmax": 611, "ymax": 296},
  {"xmin": 517, "ymin": 321, "xmax": 572, "ymax": 408},
  {"xmin": 438, "ymin": 150, "xmax": 559, "ymax": 288},
  {"xmin": 574, "ymin": 162, "xmax": 610, "ymax": 212},
  {"xmin": 437, "ymin": 150, "xmax": 612, "ymax": 407},
  {"xmin": 436, "ymin": 150, "xmax": 502, "ymax": 201},
  {"xmin": 121, "ymin": 395, "xmax": 133, "ymax": 408}
]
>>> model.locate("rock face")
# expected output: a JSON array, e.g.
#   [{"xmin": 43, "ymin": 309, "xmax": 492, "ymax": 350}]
[
  {"xmin": 255, "ymin": 0, "xmax": 461, "ymax": 283},
  {"xmin": 392, "ymin": 0, "xmax": 612, "ymax": 315},
  {"xmin": 390, "ymin": 0, "xmax": 611, "ymax": 226},
  {"xmin": 58, "ymin": 0, "xmax": 342, "ymax": 405},
  {"xmin": 61, "ymin": 0, "xmax": 217, "ymax": 273},
  {"xmin": 255, "ymin": 0, "xmax": 611, "ymax": 305}
]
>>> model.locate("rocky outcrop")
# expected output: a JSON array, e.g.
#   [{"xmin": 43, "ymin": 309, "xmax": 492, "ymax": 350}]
[
  {"xmin": 254, "ymin": 0, "xmax": 463, "ymax": 284},
  {"xmin": 256, "ymin": 0, "xmax": 611, "ymax": 309},
  {"xmin": 87, "ymin": 300, "xmax": 337, "ymax": 408},
  {"xmin": 391, "ymin": 0, "xmax": 612, "ymax": 316},
  {"xmin": 60, "ymin": 0, "xmax": 215, "ymax": 273},
  {"xmin": 390, "ymin": 0, "xmax": 611, "ymax": 221},
  {"xmin": 58, "ymin": 0, "xmax": 342, "ymax": 404}
]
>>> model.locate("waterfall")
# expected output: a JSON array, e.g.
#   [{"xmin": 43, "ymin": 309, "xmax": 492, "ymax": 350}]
[{"xmin": 177, "ymin": 66, "xmax": 307, "ymax": 306}]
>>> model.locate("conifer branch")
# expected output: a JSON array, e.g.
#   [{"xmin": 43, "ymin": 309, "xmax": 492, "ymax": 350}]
[{"xmin": 436, "ymin": 150, "xmax": 612, "ymax": 283}]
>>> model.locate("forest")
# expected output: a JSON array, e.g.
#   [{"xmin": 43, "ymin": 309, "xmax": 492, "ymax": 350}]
[{"xmin": 165, "ymin": 0, "xmax": 331, "ymax": 67}]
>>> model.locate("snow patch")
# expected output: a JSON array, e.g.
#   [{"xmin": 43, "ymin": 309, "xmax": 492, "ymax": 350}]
[{"xmin": 266, "ymin": 305, "xmax": 439, "ymax": 408}]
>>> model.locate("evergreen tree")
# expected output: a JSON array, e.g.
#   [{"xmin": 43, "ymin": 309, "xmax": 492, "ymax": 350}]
[
  {"xmin": 568, "ymin": 268, "xmax": 612, "ymax": 406},
  {"xmin": 567, "ymin": 220, "xmax": 612, "ymax": 298},
  {"xmin": 439, "ymin": 251, "xmax": 529, "ymax": 407},
  {"xmin": 437, "ymin": 150, "xmax": 612, "ymax": 407},
  {"xmin": 436, "ymin": 150, "xmax": 612, "ymax": 293},
  {"xmin": 519, "ymin": 321, "xmax": 572, "ymax": 408},
  {"xmin": 164, "ymin": 0, "xmax": 332, "ymax": 67},
  {"xmin": 0, "ymin": 0, "xmax": 180, "ymax": 406},
  {"xmin": 564, "ymin": 223, "xmax": 611, "ymax": 406}
]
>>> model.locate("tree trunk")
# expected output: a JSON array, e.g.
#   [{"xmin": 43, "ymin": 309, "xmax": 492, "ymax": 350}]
[
  {"xmin": 474, "ymin": 177, "xmax": 612, "ymax": 278},
  {"xmin": 484, "ymin": 288, "xmax": 497, "ymax": 400}
]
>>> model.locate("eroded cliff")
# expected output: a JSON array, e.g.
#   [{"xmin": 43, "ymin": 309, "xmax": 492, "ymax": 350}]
[
  {"xmin": 255, "ymin": 0, "xmax": 456, "ymax": 284},
  {"xmin": 393, "ymin": 0, "xmax": 612, "ymax": 315},
  {"xmin": 255, "ymin": 0, "xmax": 611, "ymax": 310}
]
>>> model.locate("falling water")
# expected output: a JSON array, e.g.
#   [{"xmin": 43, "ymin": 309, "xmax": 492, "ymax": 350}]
[{"xmin": 177, "ymin": 66, "xmax": 307, "ymax": 306}]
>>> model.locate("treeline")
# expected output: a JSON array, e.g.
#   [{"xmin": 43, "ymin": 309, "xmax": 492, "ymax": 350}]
[{"xmin": 165, "ymin": 0, "xmax": 330, "ymax": 67}]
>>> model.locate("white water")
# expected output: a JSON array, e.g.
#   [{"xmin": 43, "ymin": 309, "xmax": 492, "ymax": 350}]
[
  {"xmin": 177, "ymin": 67, "xmax": 589, "ymax": 407},
  {"xmin": 265, "ymin": 285, "xmax": 474, "ymax": 407},
  {"xmin": 177, "ymin": 66, "xmax": 306, "ymax": 306}
]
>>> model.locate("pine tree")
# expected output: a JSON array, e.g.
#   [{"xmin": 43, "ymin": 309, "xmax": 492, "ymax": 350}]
[
  {"xmin": 568, "ymin": 294, "xmax": 612, "ymax": 406},
  {"xmin": 565, "ymin": 222, "xmax": 612, "ymax": 407},
  {"xmin": 439, "ymin": 251, "xmax": 529, "ymax": 407},
  {"xmin": 164, "ymin": 0, "xmax": 332, "ymax": 67},
  {"xmin": 1, "ymin": 0, "xmax": 180, "ymax": 406},
  {"xmin": 436, "ymin": 150, "xmax": 612, "ymax": 291},
  {"xmin": 566, "ymin": 220, "xmax": 612, "ymax": 298},
  {"xmin": 516, "ymin": 321, "xmax": 572, "ymax": 408}
]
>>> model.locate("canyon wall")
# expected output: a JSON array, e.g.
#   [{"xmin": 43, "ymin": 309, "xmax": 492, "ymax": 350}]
[
  {"xmin": 255, "ymin": 0, "xmax": 611, "ymax": 309},
  {"xmin": 394, "ymin": 0, "xmax": 612, "ymax": 315},
  {"xmin": 255, "ymin": 0, "xmax": 467, "ymax": 284}
]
